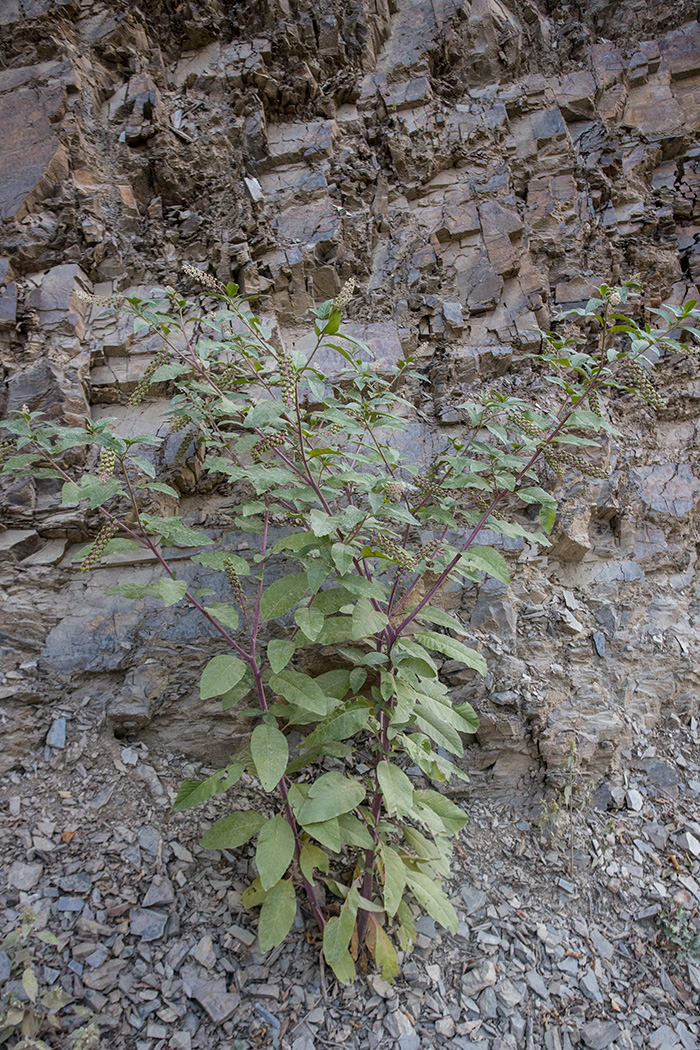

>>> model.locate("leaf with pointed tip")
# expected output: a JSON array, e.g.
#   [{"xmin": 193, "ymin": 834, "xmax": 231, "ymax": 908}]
[
  {"xmin": 200, "ymin": 810, "xmax": 265, "ymax": 849},
  {"xmin": 259, "ymin": 572, "xmax": 308, "ymax": 622},
  {"xmin": 267, "ymin": 639, "xmax": 296, "ymax": 673},
  {"xmin": 258, "ymin": 879, "xmax": 297, "ymax": 952},
  {"xmin": 413, "ymin": 631, "xmax": 487, "ymax": 676},
  {"xmin": 200, "ymin": 654, "xmax": 247, "ymax": 700},
  {"xmin": 251, "ymin": 724, "xmax": 288, "ymax": 792},
  {"xmin": 377, "ymin": 761, "xmax": 414, "ymax": 818},
  {"xmin": 256, "ymin": 816, "xmax": 295, "ymax": 890}
]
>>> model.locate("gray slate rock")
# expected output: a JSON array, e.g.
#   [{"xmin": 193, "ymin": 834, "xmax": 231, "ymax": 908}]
[
  {"xmin": 580, "ymin": 1020, "xmax": 621, "ymax": 1049},
  {"xmin": 461, "ymin": 960, "xmax": 497, "ymax": 997},
  {"xmin": 182, "ymin": 971, "xmax": 240, "ymax": 1024},
  {"xmin": 8, "ymin": 861, "xmax": 43, "ymax": 890},
  {"xmin": 143, "ymin": 876, "xmax": 176, "ymax": 907},
  {"xmin": 46, "ymin": 717, "xmax": 66, "ymax": 748},
  {"xmin": 129, "ymin": 907, "xmax": 168, "ymax": 941},
  {"xmin": 0, "ymin": 952, "xmax": 10, "ymax": 984}
]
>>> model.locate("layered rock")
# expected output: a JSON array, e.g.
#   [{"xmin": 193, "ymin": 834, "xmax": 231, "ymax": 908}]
[{"xmin": 1, "ymin": 0, "xmax": 699, "ymax": 793}]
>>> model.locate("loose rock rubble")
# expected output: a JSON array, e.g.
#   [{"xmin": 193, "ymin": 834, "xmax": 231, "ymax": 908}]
[{"xmin": 1, "ymin": 714, "xmax": 698, "ymax": 1049}]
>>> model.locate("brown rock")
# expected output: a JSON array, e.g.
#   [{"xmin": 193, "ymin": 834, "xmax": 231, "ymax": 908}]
[{"xmin": 0, "ymin": 88, "xmax": 68, "ymax": 220}]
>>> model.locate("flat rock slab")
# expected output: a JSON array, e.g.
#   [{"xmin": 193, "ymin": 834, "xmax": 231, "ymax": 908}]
[
  {"xmin": 129, "ymin": 907, "xmax": 169, "ymax": 941},
  {"xmin": 181, "ymin": 971, "xmax": 241, "ymax": 1025},
  {"xmin": 8, "ymin": 861, "xmax": 43, "ymax": 890}
]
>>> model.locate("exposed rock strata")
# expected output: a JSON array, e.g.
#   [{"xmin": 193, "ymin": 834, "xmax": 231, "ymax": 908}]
[{"xmin": 0, "ymin": 0, "xmax": 699, "ymax": 793}]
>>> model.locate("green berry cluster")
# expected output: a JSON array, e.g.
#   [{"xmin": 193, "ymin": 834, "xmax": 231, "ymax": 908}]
[
  {"xmin": 414, "ymin": 538, "xmax": 442, "ymax": 564},
  {"xmin": 278, "ymin": 348, "xmax": 297, "ymax": 408},
  {"xmin": 588, "ymin": 389, "xmax": 602, "ymax": 417},
  {"xmin": 128, "ymin": 349, "xmax": 171, "ymax": 406},
  {"xmin": 0, "ymin": 439, "xmax": 17, "ymax": 467},
  {"xmin": 174, "ymin": 429, "xmax": 197, "ymax": 464},
  {"xmin": 170, "ymin": 414, "xmax": 193, "ymax": 433},
  {"xmin": 373, "ymin": 534, "xmax": 416, "ymax": 570},
  {"xmin": 546, "ymin": 447, "xmax": 609, "ymax": 479},
  {"xmin": 252, "ymin": 433, "xmax": 287, "ymax": 462},
  {"xmin": 224, "ymin": 557, "xmax": 246, "ymax": 608},
  {"xmin": 543, "ymin": 449, "xmax": 566, "ymax": 478},
  {"xmin": 81, "ymin": 519, "xmax": 119, "ymax": 572},
  {"xmin": 217, "ymin": 364, "xmax": 240, "ymax": 390},
  {"xmin": 414, "ymin": 475, "xmax": 443, "ymax": 498},
  {"xmin": 622, "ymin": 359, "xmax": 666, "ymax": 410},
  {"xmin": 508, "ymin": 411, "xmax": 543, "ymax": 438},
  {"xmin": 382, "ymin": 480, "xmax": 406, "ymax": 503},
  {"xmin": 182, "ymin": 264, "xmax": 226, "ymax": 295},
  {"xmin": 98, "ymin": 448, "xmax": 116, "ymax": 480}
]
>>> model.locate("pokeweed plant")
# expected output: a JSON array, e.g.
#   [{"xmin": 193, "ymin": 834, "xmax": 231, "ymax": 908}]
[{"xmin": 1, "ymin": 272, "xmax": 698, "ymax": 982}]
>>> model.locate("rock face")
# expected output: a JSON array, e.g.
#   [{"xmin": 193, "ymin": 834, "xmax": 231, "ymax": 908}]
[{"xmin": 1, "ymin": 0, "xmax": 699, "ymax": 790}]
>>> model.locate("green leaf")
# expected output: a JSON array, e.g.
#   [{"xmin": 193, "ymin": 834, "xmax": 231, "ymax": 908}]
[
  {"xmin": 259, "ymin": 573, "xmax": 308, "ymax": 622},
  {"xmin": 460, "ymin": 545, "xmax": 510, "ymax": 583},
  {"xmin": 413, "ymin": 631, "xmax": 487, "ymax": 676},
  {"xmin": 518, "ymin": 485, "xmax": 557, "ymax": 534},
  {"xmin": 200, "ymin": 654, "xmax": 248, "ymax": 700},
  {"xmin": 258, "ymin": 878, "xmax": 297, "ymax": 952},
  {"xmin": 128, "ymin": 454, "xmax": 156, "ymax": 478},
  {"xmin": 80, "ymin": 475, "xmax": 125, "ymax": 509},
  {"xmin": 157, "ymin": 578, "xmax": 188, "ymax": 607},
  {"xmin": 200, "ymin": 810, "xmax": 265, "ymax": 849},
  {"xmin": 298, "ymin": 771, "xmax": 365, "ymax": 825},
  {"xmin": 269, "ymin": 668, "xmax": 328, "ymax": 715},
  {"xmin": 22, "ymin": 967, "xmax": 38, "ymax": 1003},
  {"xmin": 323, "ymin": 886, "xmax": 359, "ymax": 965},
  {"xmin": 331, "ymin": 541, "xmax": 355, "ymax": 574},
  {"xmin": 455, "ymin": 702, "xmax": 479, "ymax": 733},
  {"xmin": 418, "ymin": 790, "xmax": 468, "ymax": 834},
  {"xmin": 381, "ymin": 844, "xmax": 407, "ymax": 918},
  {"xmin": 304, "ymin": 817, "xmax": 342, "ymax": 852},
  {"xmin": 301, "ymin": 703, "xmax": 371, "ymax": 751},
  {"xmin": 300, "ymin": 843, "xmax": 330, "ymax": 884},
  {"xmin": 377, "ymin": 761, "xmax": 414, "ymax": 818},
  {"xmin": 267, "ymin": 639, "xmax": 296, "ymax": 673},
  {"xmin": 221, "ymin": 676, "xmax": 253, "ymax": 711},
  {"xmin": 144, "ymin": 481, "xmax": 180, "ymax": 498},
  {"xmin": 414, "ymin": 704, "xmax": 463, "ymax": 756},
  {"xmin": 405, "ymin": 870, "xmax": 458, "ymax": 933},
  {"xmin": 397, "ymin": 899, "xmax": 416, "ymax": 950},
  {"xmin": 143, "ymin": 515, "xmax": 213, "ymax": 548},
  {"xmin": 337, "ymin": 812, "xmax": 374, "ymax": 849},
  {"xmin": 256, "ymin": 816, "xmax": 295, "ymax": 890},
  {"xmin": 174, "ymin": 762, "xmax": 244, "ymax": 810},
  {"xmin": 351, "ymin": 597, "xmax": 389, "ymax": 640},
  {"xmin": 204, "ymin": 603, "xmax": 239, "ymax": 631},
  {"xmin": 251, "ymin": 723, "xmax": 288, "ymax": 792},
  {"xmin": 373, "ymin": 922, "xmax": 400, "ymax": 982},
  {"xmin": 413, "ymin": 605, "xmax": 468, "ymax": 634},
  {"xmin": 295, "ymin": 606, "xmax": 324, "ymax": 641},
  {"xmin": 62, "ymin": 480, "xmax": 81, "ymax": 504},
  {"xmin": 192, "ymin": 550, "xmax": 250, "ymax": 574},
  {"xmin": 242, "ymin": 877, "xmax": 267, "ymax": 909}
]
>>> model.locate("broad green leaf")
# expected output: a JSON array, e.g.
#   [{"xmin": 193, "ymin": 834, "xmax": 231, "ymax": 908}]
[
  {"xmin": 412, "ymin": 605, "xmax": 468, "ymax": 634},
  {"xmin": 381, "ymin": 844, "xmax": 406, "ymax": 918},
  {"xmin": 300, "ymin": 843, "xmax": 330, "ymax": 884},
  {"xmin": 351, "ymin": 597, "xmax": 389, "ymax": 640},
  {"xmin": 22, "ymin": 967, "xmax": 38, "ymax": 1003},
  {"xmin": 200, "ymin": 654, "xmax": 248, "ymax": 700},
  {"xmin": 323, "ymin": 886, "xmax": 359, "ymax": 964},
  {"xmin": 128, "ymin": 454, "xmax": 156, "ymax": 478},
  {"xmin": 256, "ymin": 816, "xmax": 295, "ymax": 890},
  {"xmin": 337, "ymin": 575, "xmax": 387, "ymax": 601},
  {"xmin": 259, "ymin": 573, "xmax": 308, "ymax": 622},
  {"xmin": 327, "ymin": 947, "xmax": 356, "ymax": 984},
  {"xmin": 79, "ymin": 475, "xmax": 124, "ymax": 508},
  {"xmin": 174, "ymin": 762, "xmax": 244, "ymax": 810},
  {"xmin": 460, "ymin": 545, "xmax": 510, "ymax": 583},
  {"xmin": 518, "ymin": 486, "xmax": 557, "ymax": 533},
  {"xmin": 397, "ymin": 899, "xmax": 416, "ymax": 951},
  {"xmin": 269, "ymin": 668, "xmax": 328, "ymax": 715},
  {"xmin": 62, "ymin": 480, "xmax": 81, "ymax": 504},
  {"xmin": 331, "ymin": 542, "xmax": 355, "ymax": 574},
  {"xmin": 295, "ymin": 606, "xmax": 324, "ymax": 641},
  {"xmin": 418, "ymin": 790, "xmax": 468, "ymax": 834},
  {"xmin": 258, "ymin": 878, "xmax": 297, "ymax": 952},
  {"xmin": 304, "ymin": 817, "xmax": 341, "ymax": 852},
  {"xmin": 251, "ymin": 723, "xmax": 288, "ymax": 791},
  {"xmin": 221, "ymin": 676, "xmax": 253, "ymax": 711},
  {"xmin": 142, "ymin": 515, "xmax": 213, "ymax": 548},
  {"xmin": 298, "ymin": 771, "xmax": 365, "ymax": 825},
  {"xmin": 242, "ymin": 877, "xmax": 267, "ymax": 909},
  {"xmin": 455, "ymin": 701, "xmax": 479, "ymax": 733},
  {"xmin": 373, "ymin": 922, "xmax": 400, "ymax": 981},
  {"xmin": 192, "ymin": 550, "xmax": 250, "ymax": 574},
  {"xmin": 414, "ymin": 704, "xmax": 463, "ymax": 756},
  {"xmin": 301, "ymin": 704, "xmax": 371, "ymax": 751},
  {"xmin": 314, "ymin": 668, "xmax": 351, "ymax": 699},
  {"xmin": 267, "ymin": 638, "xmax": 296, "ymax": 673},
  {"xmin": 309, "ymin": 509, "xmax": 339, "ymax": 537},
  {"xmin": 413, "ymin": 631, "xmax": 487, "ymax": 676},
  {"xmin": 377, "ymin": 761, "xmax": 414, "ymax": 818},
  {"xmin": 405, "ymin": 870, "xmax": 458, "ymax": 933},
  {"xmin": 337, "ymin": 812, "xmax": 374, "ymax": 849},
  {"xmin": 204, "ymin": 603, "xmax": 239, "ymax": 631},
  {"xmin": 157, "ymin": 578, "xmax": 188, "ymax": 607},
  {"xmin": 200, "ymin": 810, "xmax": 265, "ymax": 849}
]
